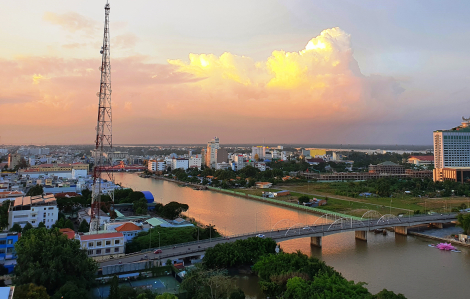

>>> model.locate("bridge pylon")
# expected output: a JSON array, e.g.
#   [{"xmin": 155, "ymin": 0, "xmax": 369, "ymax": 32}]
[
  {"xmin": 310, "ymin": 236, "xmax": 322, "ymax": 247},
  {"xmin": 355, "ymin": 230, "xmax": 367, "ymax": 241}
]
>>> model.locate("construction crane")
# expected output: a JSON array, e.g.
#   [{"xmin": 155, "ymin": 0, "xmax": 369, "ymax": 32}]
[{"xmin": 90, "ymin": 1, "xmax": 113, "ymax": 233}]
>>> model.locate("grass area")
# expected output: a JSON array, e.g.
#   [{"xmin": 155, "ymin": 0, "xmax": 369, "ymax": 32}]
[{"xmin": 228, "ymin": 182, "xmax": 470, "ymax": 217}]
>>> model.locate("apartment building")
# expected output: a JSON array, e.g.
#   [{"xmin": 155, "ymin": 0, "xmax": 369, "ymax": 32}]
[
  {"xmin": 206, "ymin": 137, "xmax": 220, "ymax": 168},
  {"xmin": 171, "ymin": 158, "xmax": 189, "ymax": 170},
  {"xmin": 0, "ymin": 233, "xmax": 19, "ymax": 273},
  {"xmin": 8, "ymin": 194, "xmax": 58, "ymax": 229},
  {"xmin": 148, "ymin": 160, "xmax": 165, "ymax": 172},
  {"xmin": 7, "ymin": 154, "xmax": 21, "ymax": 169},
  {"xmin": 368, "ymin": 161, "xmax": 405, "ymax": 174},
  {"xmin": 252, "ymin": 146, "xmax": 266, "ymax": 160},
  {"xmin": 189, "ymin": 156, "xmax": 202, "ymax": 169},
  {"xmin": 79, "ymin": 232, "xmax": 125, "ymax": 260}
]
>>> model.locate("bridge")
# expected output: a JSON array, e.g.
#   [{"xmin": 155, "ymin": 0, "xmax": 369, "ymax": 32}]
[{"xmin": 99, "ymin": 212, "xmax": 457, "ymax": 272}]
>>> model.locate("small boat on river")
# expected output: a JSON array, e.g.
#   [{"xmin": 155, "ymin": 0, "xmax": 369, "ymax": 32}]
[{"xmin": 429, "ymin": 243, "xmax": 461, "ymax": 252}]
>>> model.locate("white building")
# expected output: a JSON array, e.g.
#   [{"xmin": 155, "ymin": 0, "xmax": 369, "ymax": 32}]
[
  {"xmin": 189, "ymin": 156, "xmax": 202, "ymax": 169},
  {"xmin": 171, "ymin": 158, "xmax": 189, "ymax": 170},
  {"xmin": 148, "ymin": 160, "xmax": 166, "ymax": 172},
  {"xmin": 72, "ymin": 169, "xmax": 87, "ymax": 179},
  {"xmin": 254, "ymin": 162, "xmax": 266, "ymax": 171},
  {"xmin": 215, "ymin": 162, "xmax": 231, "ymax": 170},
  {"xmin": 434, "ymin": 118, "xmax": 470, "ymax": 169},
  {"xmin": 252, "ymin": 146, "xmax": 266, "ymax": 160},
  {"xmin": 77, "ymin": 207, "xmax": 110, "ymax": 228},
  {"xmin": 8, "ymin": 194, "xmax": 59, "ymax": 229},
  {"xmin": 79, "ymin": 232, "xmax": 125, "ymax": 260}
]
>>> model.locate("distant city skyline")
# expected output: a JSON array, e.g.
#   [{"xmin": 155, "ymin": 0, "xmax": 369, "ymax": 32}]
[{"xmin": 2, "ymin": 1, "xmax": 470, "ymax": 145}]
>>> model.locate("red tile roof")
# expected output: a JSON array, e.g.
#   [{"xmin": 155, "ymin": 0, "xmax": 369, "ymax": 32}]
[
  {"xmin": 59, "ymin": 228, "xmax": 75, "ymax": 239},
  {"xmin": 115, "ymin": 223, "xmax": 142, "ymax": 232},
  {"xmin": 80, "ymin": 232, "xmax": 123, "ymax": 241}
]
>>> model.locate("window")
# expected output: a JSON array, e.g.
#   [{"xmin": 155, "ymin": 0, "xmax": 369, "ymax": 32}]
[
  {"xmin": 114, "ymin": 248, "xmax": 119, "ymax": 253},
  {"xmin": 105, "ymin": 248, "xmax": 111, "ymax": 253},
  {"xmin": 48, "ymin": 207, "xmax": 54, "ymax": 210},
  {"xmin": 96, "ymin": 249, "xmax": 101, "ymax": 254},
  {"xmin": 114, "ymin": 240, "xmax": 120, "ymax": 245},
  {"xmin": 43, "ymin": 213, "xmax": 46, "ymax": 217},
  {"xmin": 0, "ymin": 249, "xmax": 5, "ymax": 254},
  {"xmin": 44, "ymin": 208, "xmax": 46, "ymax": 210},
  {"xmin": 96, "ymin": 241, "xmax": 102, "ymax": 246},
  {"xmin": 7, "ymin": 239, "xmax": 12, "ymax": 245},
  {"xmin": 32, "ymin": 208, "xmax": 34, "ymax": 211},
  {"xmin": 0, "ymin": 240, "xmax": 5, "ymax": 245},
  {"xmin": 32, "ymin": 221, "xmax": 35, "ymax": 224},
  {"xmin": 48, "ymin": 213, "xmax": 50, "ymax": 216},
  {"xmin": 88, "ymin": 242, "xmax": 94, "ymax": 248},
  {"xmin": 7, "ymin": 248, "xmax": 13, "ymax": 253},
  {"xmin": 87, "ymin": 250, "xmax": 94, "ymax": 255},
  {"xmin": 105, "ymin": 240, "xmax": 111, "ymax": 246}
]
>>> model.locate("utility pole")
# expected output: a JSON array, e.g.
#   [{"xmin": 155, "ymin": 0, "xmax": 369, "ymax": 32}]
[{"xmin": 90, "ymin": 0, "xmax": 114, "ymax": 233}]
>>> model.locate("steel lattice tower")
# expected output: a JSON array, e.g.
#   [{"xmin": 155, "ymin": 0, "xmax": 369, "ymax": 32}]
[{"xmin": 90, "ymin": 1, "xmax": 113, "ymax": 233}]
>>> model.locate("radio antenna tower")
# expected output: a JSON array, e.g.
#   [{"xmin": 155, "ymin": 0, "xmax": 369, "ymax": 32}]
[{"xmin": 90, "ymin": 1, "xmax": 113, "ymax": 233}]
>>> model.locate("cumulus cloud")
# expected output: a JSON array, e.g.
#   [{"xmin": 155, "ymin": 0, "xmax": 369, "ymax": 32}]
[{"xmin": 0, "ymin": 28, "xmax": 405, "ymax": 144}]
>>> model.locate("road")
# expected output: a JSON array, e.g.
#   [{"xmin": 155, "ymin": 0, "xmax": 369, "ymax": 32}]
[{"xmin": 99, "ymin": 213, "xmax": 457, "ymax": 267}]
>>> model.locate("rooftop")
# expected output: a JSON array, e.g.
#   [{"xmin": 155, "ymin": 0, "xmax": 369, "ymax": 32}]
[
  {"xmin": 80, "ymin": 232, "xmax": 123, "ymax": 241},
  {"xmin": 115, "ymin": 222, "xmax": 142, "ymax": 232},
  {"xmin": 408, "ymin": 155, "xmax": 434, "ymax": 161}
]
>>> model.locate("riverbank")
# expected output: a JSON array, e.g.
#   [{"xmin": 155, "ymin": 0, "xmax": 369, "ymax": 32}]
[
  {"xmin": 148, "ymin": 175, "xmax": 360, "ymax": 220},
  {"xmin": 407, "ymin": 224, "xmax": 470, "ymax": 248}
]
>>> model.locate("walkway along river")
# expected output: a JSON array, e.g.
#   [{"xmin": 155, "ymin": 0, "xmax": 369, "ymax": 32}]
[{"xmin": 114, "ymin": 172, "xmax": 470, "ymax": 299}]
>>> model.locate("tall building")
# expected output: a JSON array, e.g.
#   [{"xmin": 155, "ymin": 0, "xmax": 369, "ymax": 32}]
[
  {"xmin": 433, "ymin": 118, "xmax": 470, "ymax": 182},
  {"xmin": 206, "ymin": 137, "xmax": 220, "ymax": 168},
  {"xmin": 252, "ymin": 146, "xmax": 266, "ymax": 160},
  {"xmin": 7, "ymin": 154, "xmax": 21, "ymax": 169}
]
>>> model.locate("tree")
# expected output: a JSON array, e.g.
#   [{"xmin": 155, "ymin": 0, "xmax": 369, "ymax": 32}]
[
  {"xmin": 161, "ymin": 202, "xmax": 189, "ymax": 220},
  {"xmin": 10, "ymin": 223, "xmax": 22, "ymax": 233},
  {"xmin": 298, "ymin": 195, "xmax": 310, "ymax": 204},
  {"xmin": 133, "ymin": 198, "xmax": 148, "ymax": 215},
  {"xmin": 229, "ymin": 289, "xmax": 245, "ymax": 299},
  {"xmin": 64, "ymin": 219, "xmax": 74, "ymax": 230},
  {"xmin": 14, "ymin": 228, "xmax": 98, "ymax": 295},
  {"xmin": 108, "ymin": 275, "xmax": 119, "ymax": 299},
  {"xmin": 38, "ymin": 222, "xmax": 46, "ymax": 228},
  {"xmin": 51, "ymin": 282, "xmax": 90, "ymax": 299},
  {"xmin": 0, "ymin": 200, "xmax": 11, "ymax": 231},
  {"xmin": 457, "ymin": 213, "xmax": 470, "ymax": 234},
  {"xmin": 181, "ymin": 265, "xmax": 236, "ymax": 299},
  {"xmin": 26, "ymin": 185, "xmax": 44, "ymax": 196},
  {"xmin": 155, "ymin": 294, "xmax": 179, "ymax": 299},
  {"xmin": 373, "ymin": 289, "xmax": 407, "ymax": 299},
  {"xmin": 23, "ymin": 222, "xmax": 33, "ymax": 233},
  {"xmin": 13, "ymin": 283, "xmax": 50, "ymax": 299},
  {"xmin": 78, "ymin": 219, "xmax": 90, "ymax": 233}
]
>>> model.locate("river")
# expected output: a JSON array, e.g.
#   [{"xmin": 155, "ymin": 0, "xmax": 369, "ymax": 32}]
[{"xmin": 114, "ymin": 173, "xmax": 470, "ymax": 299}]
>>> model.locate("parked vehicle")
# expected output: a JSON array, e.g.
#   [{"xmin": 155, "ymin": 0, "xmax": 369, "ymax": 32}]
[
  {"xmin": 256, "ymin": 234, "xmax": 265, "ymax": 238},
  {"xmin": 154, "ymin": 249, "xmax": 162, "ymax": 254}
]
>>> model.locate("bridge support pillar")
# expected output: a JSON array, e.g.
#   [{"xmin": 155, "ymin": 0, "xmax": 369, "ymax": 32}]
[
  {"xmin": 430, "ymin": 223, "xmax": 443, "ymax": 229},
  {"xmin": 395, "ymin": 226, "xmax": 408, "ymax": 235},
  {"xmin": 355, "ymin": 230, "xmax": 367, "ymax": 241},
  {"xmin": 310, "ymin": 236, "xmax": 322, "ymax": 248}
]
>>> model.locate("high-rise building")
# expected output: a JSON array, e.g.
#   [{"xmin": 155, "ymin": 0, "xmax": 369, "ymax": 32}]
[
  {"xmin": 252, "ymin": 146, "xmax": 266, "ymax": 160},
  {"xmin": 7, "ymin": 154, "xmax": 21, "ymax": 169},
  {"xmin": 433, "ymin": 118, "xmax": 470, "ymax": 182},
  {"xmin": 206, "ymin": 137, "xmax": 220, "ymax": 168}
]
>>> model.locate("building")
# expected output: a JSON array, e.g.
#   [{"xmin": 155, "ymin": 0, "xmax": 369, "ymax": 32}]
[
  {"xmin": 254, "ymin": 162, "xmax": 266, "ymax": 171},
  {"xmin": 78, "ymin": 232, "xmax": 125, "ymax": 260},
  {"xmin": 407, "ymin": 155, "xmax": 434, "ymax": 166},
  {"xmin": 8, "ymin": 194, "xmax": 58, "ymax": 229},
  {"xmin": 189, "ymin": 156, "xmax": 202, "ymax": 169},
  {"xmin": 59, "ymin": 228, "xmax": 76, "ymax": 240},
  {"xmin": 77, "ymin": 207, "xmax": 110, "ymax": 228},
  {"xmin": 255, "ymin": 182, "xmax": 273, "ymax": 189},
  {"xmin": 216, "ymin": 148, "xmax": 228, "ymax": 163},
  {"xmin": 114, "ymin": 222, "xmax": 142, "ymax": 242},
  {"xmin": 0, "ymin": 232, "xmax": 19, "ymax": 273},
  {"xmin": 103, "ymin": 151, "xmax": 129, "ymax": 163},
  {"xmin": 29, "ymin": 163, "xmax": 89, "ymax": 174},
  {"xmin": 252, "ymin": 146, "xmax": 266, "ymax": 160},
  {"xmin": 7, "ymin": 154, "xmax": 21, "ymax": 169},
  {"xmin": 368, "ymin": 161, "xmax": 405, "ymax": 174},
  {"xmin": 206, "ymin": 137, "xmax": 220, "ymax": 168},
  {"xmin": 306, "ymin": 158, "xmax": 324, "ymax": 165},
  {"xmin": 171, "ymin": 158, "xmax": 189, "ymax": 170},
  {"xmin": 433, "ymin": 118, "xmax": 470, "ymax": 181},
  {"xmin": 433, "ymin": 167, "xmax": 470, "ymax": 183}
]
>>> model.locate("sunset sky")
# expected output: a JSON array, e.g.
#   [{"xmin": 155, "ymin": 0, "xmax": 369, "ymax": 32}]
[{"xmin": 2, "ymin": 0, "xmax": 470, "ymax": 145}]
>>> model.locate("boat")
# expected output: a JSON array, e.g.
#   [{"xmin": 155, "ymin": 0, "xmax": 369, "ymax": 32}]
[{"xmin": 430, "ymin": 243, "xmax": 460, "ymax": 252}]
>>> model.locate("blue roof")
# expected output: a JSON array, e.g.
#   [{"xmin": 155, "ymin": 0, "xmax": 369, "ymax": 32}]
[
  {"xmin": 0, "ymin": 287, "xmax": 10, "ymax": 299},
  {"xmin": 141, "ymin": 191, "xmax": 154, "ymax": 203}
]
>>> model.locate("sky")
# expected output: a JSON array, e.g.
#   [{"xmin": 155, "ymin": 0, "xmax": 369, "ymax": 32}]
[{"xmin": 2, "ymin": 0, "xmax": 470, "ymax": 145}]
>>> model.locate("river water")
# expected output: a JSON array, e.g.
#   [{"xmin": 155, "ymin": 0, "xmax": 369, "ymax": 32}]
[{"xmin": 115, "ymin": 173, "xmax": 470, "ymax": 299}]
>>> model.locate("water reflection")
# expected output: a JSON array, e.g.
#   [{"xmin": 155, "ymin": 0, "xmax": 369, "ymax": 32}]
[{"xmin": 115, "ymin": 173, "xmax": 470, "ymax": 299}]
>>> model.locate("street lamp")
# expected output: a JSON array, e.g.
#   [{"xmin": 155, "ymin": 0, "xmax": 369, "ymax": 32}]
[
  {"xmin": 158, "ymin": 231, "xmax": 161, "ymax": 249},
  {"xmin": 210, "ymin": 219, "xmax": 214, "ymax": 243}
]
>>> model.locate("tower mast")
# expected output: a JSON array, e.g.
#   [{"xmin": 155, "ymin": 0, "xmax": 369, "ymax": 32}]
[{"xmin": 90, "ymin": 1, "xmax": 113, "ymax": 233}]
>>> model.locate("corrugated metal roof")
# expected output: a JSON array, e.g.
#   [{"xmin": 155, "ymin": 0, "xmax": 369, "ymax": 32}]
[{"xmin": 146, "ymin": 218, "xmax": 170, "ymax": 227}]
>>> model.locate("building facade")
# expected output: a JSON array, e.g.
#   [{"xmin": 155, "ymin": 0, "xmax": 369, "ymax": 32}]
[
  {"xmin": 189, "ymin": 156, "xmax": 202, "ymax": 169},
  {"xmin": 433, "ymin": 119, "xmax": 470, "ymax": 181},
  {"xmin": 368, "ymin": 161, "xmax": 405, "ymax": 174},
  {"xmin": 252, "ymin": 146, "xmax": 266, "ymax": 160},
  {"xmin": 79, "ymin": 232, "xmax": 125, "ymax": 260},
  {"xmin": 7, "ymin": 154, "xmax": 21, "ymax": 169},
  {"xmin": 0, "ymin": 233, "xmax": 19, "ymax": 273},
  {"xmin": 206, "ymin": 137, "xmax": 220, "ymax": 168},
  {"xmin": 8, "ymin": 194, "xmax": 58, "ymax": 229},
  {"xmin": 171, "ymin": 158, "xmax": 189, "ymax": 170}
]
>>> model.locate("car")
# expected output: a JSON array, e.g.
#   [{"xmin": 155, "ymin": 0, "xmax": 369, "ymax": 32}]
[
  {"xmin": 302, "ymin": 226, "xmax": 310, "ymax": 230},
  {"xmin": 154, "ymin": 249, "xmax": 162, "ymax": 254},
  {"xmin": 256, "ymin": 234, "xmax": 265, "ymax": 238}
]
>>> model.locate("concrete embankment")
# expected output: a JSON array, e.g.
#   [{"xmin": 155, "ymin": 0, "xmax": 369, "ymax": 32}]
[
  {"xmin": 147, "ymin": 175, "xmax": 359, "ymax": 220},
  {"xmin": 408, "ymin": 231, "xmax": 470, "ymax": 248}
]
